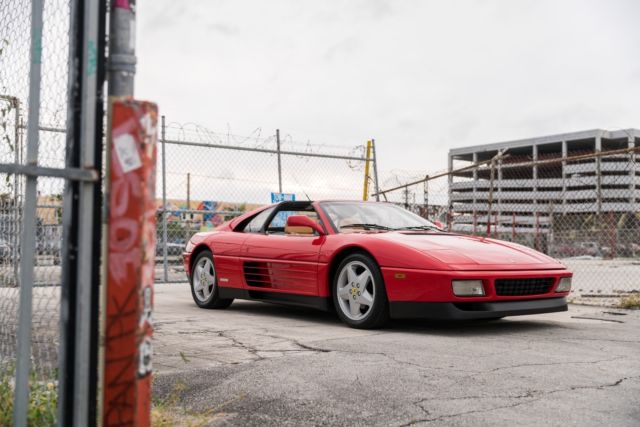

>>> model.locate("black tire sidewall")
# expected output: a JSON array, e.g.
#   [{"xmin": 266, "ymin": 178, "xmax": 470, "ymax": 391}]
[{"xmin": 332, "ymin": 253, "xmax": 389, "ymax": 329}]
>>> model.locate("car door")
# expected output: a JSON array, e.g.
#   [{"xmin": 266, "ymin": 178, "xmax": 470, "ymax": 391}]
[
  {"xmin": 212, "ymin": 207, "xmax": 274, "ymax": 289},
  {"xmin": 240, "ymin": 205, "xmax": 324, "ymax": 295}
]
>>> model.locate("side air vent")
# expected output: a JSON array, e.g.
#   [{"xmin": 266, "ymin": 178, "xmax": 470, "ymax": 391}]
[{"xmin": 243, "ymin": 262, "xmax": 272, "ymax": 287}]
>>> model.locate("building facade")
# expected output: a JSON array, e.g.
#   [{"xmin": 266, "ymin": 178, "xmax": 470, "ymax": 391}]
[{"xmin": 448, "ymin": 129, "xmax": 640, "ymax": 254}]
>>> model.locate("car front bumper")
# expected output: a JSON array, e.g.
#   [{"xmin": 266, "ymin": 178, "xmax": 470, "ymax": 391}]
[{"xmin": 389, "ymin": 297, "xmax": 568, "ymax": 320}]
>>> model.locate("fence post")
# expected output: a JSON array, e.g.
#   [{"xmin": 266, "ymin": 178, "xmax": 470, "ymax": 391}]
[
  {"xmin": 423, "ymin": 175, "xmax": 429, "ymax": 218},
  {"xmin": 162, "ymin": 115, "xmax": 168, "ymax": 282},
  {"xmin": 371, "ymin": 139, "xmax": 380, "ymax": 201},
  {"xmin": 404, "ymin": 185, "xmax": 410, "ymax": 209},
  {"xmin": 13, "ymin": 1, "xmax": 45, "ymax": 424},
  {"xmin": 10, "ymin": 98, "xmax": 21, "ymax": 287},
  {"xmin": 276, "ymin": 129, "xmax": 282, "ymax": 193},
  {"xmin": 487, "ymin": 158, "xmax": 495, "ymax": 235},
  {"xmin": 363, "ymin": 140, "xmax": 372, "ymax": 201},
  {"xmin": 186, "ymin": 172, "xmax": 191, "ymax": 244}
]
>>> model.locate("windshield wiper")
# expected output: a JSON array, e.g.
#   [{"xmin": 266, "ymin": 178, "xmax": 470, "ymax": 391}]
[
  {"xmin": 393, "ymin": 225, "xmax": 441, "ymax": 231},
  {"xmin": 340, "ymin": 223, "xmax": 392, "ymax": 231}
]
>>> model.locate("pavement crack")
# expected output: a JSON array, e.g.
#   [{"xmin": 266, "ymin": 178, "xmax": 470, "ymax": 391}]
[
  {"xmin": 216, "ymin": 331, "xmax": 267, "ymax": 360},
  {"xmin": 400, "ymin": 396, "xmax": 543, "ymax": 426},
  {"xmin": 401, "ymin": 376, "xmax": 640, "ymax": 426},
  {"xmin": 291, "ymin": 341, "xmax": 332, "ymax": 353},
  {"xmin": 458, "ymin": 356, "xmax": 626, "ymax": 379}
]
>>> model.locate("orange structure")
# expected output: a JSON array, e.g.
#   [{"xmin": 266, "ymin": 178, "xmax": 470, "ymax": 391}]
[{"xmin": 103, "ymin": 100, "xmax": 158, "ymax": 427}]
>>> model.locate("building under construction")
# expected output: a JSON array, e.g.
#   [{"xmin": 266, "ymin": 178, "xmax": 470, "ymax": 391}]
[{"xmin": 448, "ymin": 129, "xmax": 640, "ymax": 256}]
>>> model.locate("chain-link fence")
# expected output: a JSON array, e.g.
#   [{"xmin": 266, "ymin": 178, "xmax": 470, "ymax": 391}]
[
  {"xmin": 377, "ymin": 132, "xmax": 640, "ymax": 308},
  {"xmin": 0, "ymin": 0, "xmax": 72, "ymax": 423},
  {"xmin": 156, "ymin": 119, "xmax": 377, "ymax": 282},
  {"xmin": 0, "ymin": 0, "xmax": 106, "ymax": 424}
]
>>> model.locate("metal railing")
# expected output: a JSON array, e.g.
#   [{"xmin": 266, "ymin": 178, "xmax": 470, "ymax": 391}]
[{"xmin": 376, "ymin": 142, "xmax": 640, "ymax": 308}]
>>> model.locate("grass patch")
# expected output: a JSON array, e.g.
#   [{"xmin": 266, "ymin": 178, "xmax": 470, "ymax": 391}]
[
  {"xmin": 619, "ymin": 293, "xmax": 640, "ymax": 309},
  {"xmin": 152, "ymin": 381, "xmax": 244, "ymax": 427},
  {"xmin": 0, "ymin": 368, "xmax": 57, "ymax": 426}
]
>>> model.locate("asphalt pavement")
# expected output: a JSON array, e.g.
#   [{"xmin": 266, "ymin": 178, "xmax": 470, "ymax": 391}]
[{"xmin": 153, "ymin": 283, "xmax": 640, "ymax": 426}]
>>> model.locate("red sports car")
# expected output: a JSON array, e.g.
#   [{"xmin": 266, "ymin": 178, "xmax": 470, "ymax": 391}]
[{"xmin": 183, "ymin": 200, "xmax": 572, "ymax": 328}]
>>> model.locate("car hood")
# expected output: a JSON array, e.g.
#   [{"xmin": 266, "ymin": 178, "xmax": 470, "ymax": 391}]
[{"xmin": 374, "ymin": 232, "xmax": 565, "ymax": 271}]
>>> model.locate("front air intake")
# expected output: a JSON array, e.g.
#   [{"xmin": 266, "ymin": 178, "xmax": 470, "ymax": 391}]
[{"xmin": 494, "ymin": 278, "xmax": 554, "ymax": 296}]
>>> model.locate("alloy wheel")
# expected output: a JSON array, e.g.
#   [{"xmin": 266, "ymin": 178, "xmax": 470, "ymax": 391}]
[
  {"xmin": 336, "ymin": 260, "xmax": 375, "ymax": 321},
  {"xmin": 193, "ymin": 256, "xmax": 216, "ymax": 302}
]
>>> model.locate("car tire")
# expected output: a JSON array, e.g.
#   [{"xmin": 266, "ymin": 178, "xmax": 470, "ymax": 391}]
[
  {"xmin": 332, "ymin": 253, "xmax": 389, "ymax": 329},
  {"xmin": 190, "ymin": 250, "xmax": 233, "ymax": 309}
]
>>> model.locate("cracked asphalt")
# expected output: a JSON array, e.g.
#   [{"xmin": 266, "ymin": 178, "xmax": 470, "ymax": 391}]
[{"xmin": 153, "ymin": 284, "xmax": 640, "ymax": 426}]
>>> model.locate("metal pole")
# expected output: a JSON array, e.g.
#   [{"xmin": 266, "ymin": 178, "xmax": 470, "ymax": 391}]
[
  {"xmin": 487, "ymin": 158, "xmax": 495, "ymax": 236},
  {"xmin": 14, "ymin": 0, "xmax": 44, "ymax": 424},
  {"xmin": 162, "ymin": 115, "xmax": 168, "ymax": 282},
  {"xmin": 423, "ymin": 175, "xmax": 429, "ymax": 219},
  {"xmin": 595, "ymin": 133, "xmax": 602, "ymax": 216},
  {"xmin": 371, "ymin": 139, "xmax": 380, "ymax": 201},
  {"xmin": 404, "ymin": 186, "xmax": 409, "ymax": 209},
  {"xmin": 186, "ymin": 172, "xmax": 191, "ymax": 244},
  {"xmin": 362, "ymin": 140, "xmax": 372, "ymax": 201},
  {"xmin": 107, "ymin": 0, "xmax": 136, "ymax": 96},
  {"xmin": 276, "ymin": 129, "xmax": 282, "ymax": 193},
  {"xmin": 10, "ymin": 98, "xmax": 20, "ymax": 286},
  {"xmin": 57, "ymin": 0, "xmax": 106, "ymax": 424},
  {"xmin": 628, "ymin": 136, "xmax": 636, "ymax": 258}
]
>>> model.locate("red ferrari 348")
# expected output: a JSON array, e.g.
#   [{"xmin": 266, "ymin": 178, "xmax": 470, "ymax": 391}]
[{"xmin": 183, "ymin": 201, "xmax": 572, "ymax": 328}]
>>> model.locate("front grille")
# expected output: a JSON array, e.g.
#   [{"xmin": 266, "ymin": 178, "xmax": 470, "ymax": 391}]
[{"xmin": 495, "ymin": 278, "xmax": 554, "ymax": 296}]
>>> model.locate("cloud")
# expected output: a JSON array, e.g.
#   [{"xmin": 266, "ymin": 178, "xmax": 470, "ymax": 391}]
[
  {"xmin": 208, "ymin": 22, "xmax": 239, "ymax": 36},
  {"xmin": 136, "ymin": 0, "xmax": 640, "ymax": 179}
]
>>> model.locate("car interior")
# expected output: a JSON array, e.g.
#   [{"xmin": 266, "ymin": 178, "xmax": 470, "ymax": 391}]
[{"xmin": 238, "ymin": 201, "xmax": 324, "ymax": 236}]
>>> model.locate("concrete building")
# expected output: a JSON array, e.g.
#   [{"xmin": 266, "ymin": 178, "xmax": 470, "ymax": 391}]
[{"xmin": 447, "ymin": 129, "xmax": 640, "ymax": 243}]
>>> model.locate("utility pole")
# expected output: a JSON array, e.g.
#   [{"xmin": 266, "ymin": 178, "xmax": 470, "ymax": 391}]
[
  {"xmin": 371, "ymin": 139, "xmax": 380, "ymax": 201},
  {"xmin": 362, "ymin": 140, "xmax": 372, "ymax": 201},
  {"xmin": 108, "ymin": 0, "xmax": 136, "ymax": 96}
]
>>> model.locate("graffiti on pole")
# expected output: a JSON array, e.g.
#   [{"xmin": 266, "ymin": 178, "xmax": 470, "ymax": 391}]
[{"xmin": 104, "ymin": 99, "xmax": 158, "ymax": 427}]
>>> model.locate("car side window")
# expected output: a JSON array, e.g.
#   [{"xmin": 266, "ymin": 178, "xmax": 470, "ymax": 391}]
[
  {"xmin": 242, "ymin": 207, "xmax": 275, "ymax": 233},
  {"xmin": 266, "ymin": 210, "xmax": 320, "ymax": 235}
]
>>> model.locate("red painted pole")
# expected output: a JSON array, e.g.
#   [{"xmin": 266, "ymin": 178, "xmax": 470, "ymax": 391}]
[{"xmin": 103, "ymin": 100, "xmax": 158, "ymax": 427}]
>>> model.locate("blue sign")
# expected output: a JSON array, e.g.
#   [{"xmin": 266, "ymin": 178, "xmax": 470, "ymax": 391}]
[{"xmin": 271, "ymin": 192, "xmax": 296, "ymax": 203}]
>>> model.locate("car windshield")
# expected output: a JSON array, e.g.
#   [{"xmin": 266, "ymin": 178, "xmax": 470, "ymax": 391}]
[{"xmin": 321, "ymin": 201, "xmax": 439, "ymax": 232}]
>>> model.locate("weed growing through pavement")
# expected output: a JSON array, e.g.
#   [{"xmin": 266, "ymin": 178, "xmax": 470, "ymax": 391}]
[
  {"xmin": 619, "ymin": 293, "xmax": 640, "ymax": 309},
  {"xmin": 0, "ymin": 366, "xmax": 57, "ymax": 426}
]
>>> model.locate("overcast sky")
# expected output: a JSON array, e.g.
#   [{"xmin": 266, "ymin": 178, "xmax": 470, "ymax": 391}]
[{"xmin": 137, "ymin": 0, "xmax": 640, "ymax": 177}]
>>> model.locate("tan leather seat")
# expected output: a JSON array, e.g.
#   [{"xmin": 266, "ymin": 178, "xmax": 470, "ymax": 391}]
[{"xmin": 285, "ymin": 225, "xmax": 314, "ymax": 235}]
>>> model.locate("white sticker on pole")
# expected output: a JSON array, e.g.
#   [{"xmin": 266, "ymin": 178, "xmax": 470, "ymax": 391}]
[{"xmin": 114, "ymin": 133, "xmax": 142, "ymax": 173}]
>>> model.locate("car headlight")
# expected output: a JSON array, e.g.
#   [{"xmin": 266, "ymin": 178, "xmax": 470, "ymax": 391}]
[
  {"xmin": 556, "ymin": 277, "xmax": 572, "ymax": 293},
  {"xmin": 452, "ymin": 280, "xmax": 485, "ymax": 297}
]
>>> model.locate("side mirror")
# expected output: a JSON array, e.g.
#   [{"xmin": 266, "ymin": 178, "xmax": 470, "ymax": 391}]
[{"xmin": 285, "ymin": 215, "xmax": 325, "ymax": 236}]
